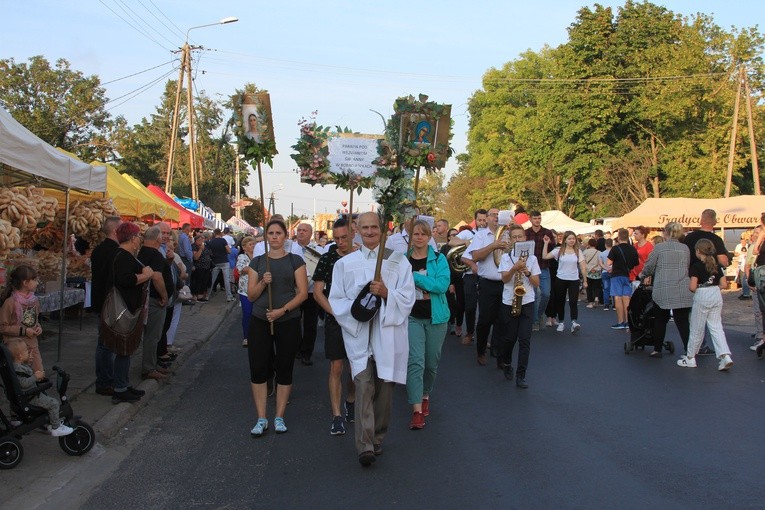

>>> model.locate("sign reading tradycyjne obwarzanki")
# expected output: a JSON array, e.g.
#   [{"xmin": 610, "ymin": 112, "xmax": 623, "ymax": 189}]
[{"xmin": 327, "ymin": 134, "xmax": 381, "ymax": 178}]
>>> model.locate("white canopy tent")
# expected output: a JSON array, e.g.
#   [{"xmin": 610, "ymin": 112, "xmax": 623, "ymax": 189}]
[
  {"xmin": 521, "ymin": 210, "xmax": 597, "ymax": 235},
  {"xmin": 0, "ymin": 107, "xmax": 105, "ymax": 191}
]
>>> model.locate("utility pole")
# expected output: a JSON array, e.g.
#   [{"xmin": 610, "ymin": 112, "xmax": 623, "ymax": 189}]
[
  {"xmin": 267, "ymin": 192, "xmax": 276, "ymax": 217},
  {"xmin": 725, "ymin": 67, "xmax": 743, "ymax": 198},
  {"xmin": 743, "ymin": 71, "xmax": 761, "ymax": 194},
  {"xmin": 725, "ymin": 65, "xmax": 761, "ymax": 197}
]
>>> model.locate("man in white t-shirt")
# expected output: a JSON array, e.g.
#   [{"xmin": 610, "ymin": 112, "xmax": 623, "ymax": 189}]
[{"xmin": 222, "ymin": 227, "xmax": 235, "ymax": 247}]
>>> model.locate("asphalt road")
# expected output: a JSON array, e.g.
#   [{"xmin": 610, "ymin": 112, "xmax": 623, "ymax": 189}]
[{"xmin": 30, "ymin": 300, "xmax": 765, "ymax": 508}]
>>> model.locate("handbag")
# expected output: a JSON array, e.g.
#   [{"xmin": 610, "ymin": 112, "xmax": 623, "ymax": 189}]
[
  {"xmin": 100, "ymin": 256, "xmax": 149, "ymax": 356},
  {"xmin": 177, "ymin": 285, "xmax": 193, "ymax": 302}
]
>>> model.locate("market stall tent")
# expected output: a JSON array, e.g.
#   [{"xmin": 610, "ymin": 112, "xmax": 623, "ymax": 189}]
[
  {"xmin": 146, "ymin": 184, "xmax": 205, "ymax": 229},
  {"xmin": 610, "ymin": 196, "xmax": 765, "ymax": 230},
  {"xmin": 0, "ymin": 107, "xmax": 105, "ymax": 191},
  {"xmin": 521, "ymin": 210, "xmax": 596, "ymax": 235}
]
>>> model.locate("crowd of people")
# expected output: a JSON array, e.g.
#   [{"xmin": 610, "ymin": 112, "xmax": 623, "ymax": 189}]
[{"xmin": 4, "ymin": 206, "xmax": 759, "ymax": 460}]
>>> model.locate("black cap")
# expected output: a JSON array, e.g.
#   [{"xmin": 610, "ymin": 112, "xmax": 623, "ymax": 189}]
[{"xmin": 351, "ymin": 281, "xmax": 380, "ymax": 322}]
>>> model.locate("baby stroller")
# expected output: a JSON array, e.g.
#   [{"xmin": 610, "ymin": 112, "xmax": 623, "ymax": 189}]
[
  {"xmin": 623, "ymin": 283, "xmax": 675, "ymax": 355},
  {"xmin": 0, "ymin": 344, "xmax": 95, "ymax": 469}
]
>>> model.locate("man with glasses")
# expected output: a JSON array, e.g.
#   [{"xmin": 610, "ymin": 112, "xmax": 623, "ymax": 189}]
[{"xmin": 463, "ymin": 207, "xmax": 506, "ymax": 366}]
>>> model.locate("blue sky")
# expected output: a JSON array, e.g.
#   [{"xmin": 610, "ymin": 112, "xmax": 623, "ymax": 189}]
[{"xmin": 2, "ymin": 1, "xmax": 762, "ymax": 219}]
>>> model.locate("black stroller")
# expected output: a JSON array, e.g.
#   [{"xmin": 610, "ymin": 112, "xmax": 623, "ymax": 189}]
[
  {"xmin": 0, "ymin": 344, "xmax": 95, "ymax": 469},
  {"xmin": 623, "ymin": 283, "xmax": 675, "ymax": 355}
]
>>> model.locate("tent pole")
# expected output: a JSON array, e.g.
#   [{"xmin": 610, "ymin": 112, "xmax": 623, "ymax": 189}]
[{"xmin": 57, "ymin": 188, "xmax": 71, "ymax": 362}]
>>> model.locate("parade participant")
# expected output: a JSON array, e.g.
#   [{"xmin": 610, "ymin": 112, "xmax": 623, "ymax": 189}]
[
  {"xmin": 313, "ymin": 218, "xmax": 356, "ymax": 435},
  {"xmin": 295, "ymin": 222, "xmax": 324, "ymax": 366},
  {"xmin": 677, "ymin": 239, "xmax": 734, "ymax": 370},
  {"xmin": 607, "ymin": 229, "xmax": 638, "ymax": 330},
  {"xmin": 433, "ymin": 218, "xmax": 450, "ymax": 248},
  {"xmin": 1, "ymin": 265, "xmax": 44, "ymax": 374},
  {"xmin": 542, "ymin": 230, "xmax": 587, "ymax": 334},
  {"xmin": 450, "ymin": 210, "xmax": 487, "ymax": 344},
  {"xmin": 208, "ymin": 229, "xmax": 234, "ymax": 302},
  {"xmin": 137, "ymin": 226, "xmax": 172, "ymax": 381},
  {"xmin": 498, "ymin": 224, "xmax": 540, "ymax": 388},
  {"xmin": 638, "ymin": 222, "xmax": 692, "ymax": 357},
  {"xmin": 246, "ymin": 219, "xmax": 308, "ymax": 437},
  {"xmin": 441, "ymin": 228, "xmax": 464, "ymax": 336},
  {"xmin": 526, "ymin": 211, "xmax": 555, "ymax": 331},
  {"xmin": 406, "ymin": 219, "xmax": 450, "ymax": 430},
  {"xmin": 236, "ymin": 236, "xmax": 255, "ymax": 347},
  {"xmin": 463, "ymin": 208, "xmax": 507, "ymax": 365},
  {"xmin": 329, "ymin": 212, "xmax": 415, "ymax": 466},
  {"xmin": 111, "ymin": 222, "xmax": 153, "ymax": 402},
  {"xmin": 90, "ymin": 215, "xmax": 122, "ymax": 396},
  {"xmin": 8, "ymin": 340, "xmax": 73, "ymax": 436}
]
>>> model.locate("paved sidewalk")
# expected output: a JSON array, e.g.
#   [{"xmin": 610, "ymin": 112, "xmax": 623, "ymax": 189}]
[{"xmin": 29, "ymin": 292, "xmax": 238, "ymax": 439}]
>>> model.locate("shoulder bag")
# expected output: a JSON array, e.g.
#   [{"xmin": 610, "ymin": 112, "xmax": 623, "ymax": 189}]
[{"xmin": 100, "ymin": 256, "xmax": 150, "ymax": 356}]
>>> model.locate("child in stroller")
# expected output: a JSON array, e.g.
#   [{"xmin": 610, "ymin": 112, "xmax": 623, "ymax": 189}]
[
  {"xmin": 8, "ymin": 339, "xmax": 73, "ymax": 436},
  {"xmin": 0, "ymin": 342, "xmax": 95, "ymax": 469},
  {"xmin": 624, "ymin": 283, "xmax": 675, "ymax": 355}
]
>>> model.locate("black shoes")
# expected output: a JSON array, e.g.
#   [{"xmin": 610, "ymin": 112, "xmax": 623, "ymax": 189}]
[
  {"xmin": 359, "ymin": 451, "xmax": 376, "ymax": 467},
  {"xmin": 112, "ymin": 390, "xmax": 141, "ymax": 404},
  {"xmin": 126, "ymin": 386, "xmax": 146, "ymax": 396},
  {"xmin": 515, "ymin": 377, "xmax": 529, "ymax": 389},
  {"xmin": 503, "ymin": 364, "xmax": 514, "ymax": 381},
  {"xmin": 738, "ymin": 295, "xmax": 752, "ymax": 300},
  {"xmin": 95, "ymin": 386, "xmax": 114, "ymax": 396}
]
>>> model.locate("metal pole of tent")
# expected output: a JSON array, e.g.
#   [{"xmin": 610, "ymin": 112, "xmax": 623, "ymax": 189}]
[{"xmin": 57, "ymin": 188, "xmax": 71, "ymax": 362}]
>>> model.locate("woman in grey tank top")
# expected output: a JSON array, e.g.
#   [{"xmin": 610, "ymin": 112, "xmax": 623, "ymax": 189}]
[{"xmin": 244, "ymin": 219, "xmax": 308, "ymax": 436}]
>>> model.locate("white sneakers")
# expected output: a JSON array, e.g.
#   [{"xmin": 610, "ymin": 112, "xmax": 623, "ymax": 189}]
[
  {"xmin": 677, "ymin": 354, "xmax": 733, "ymax": 371},
  {"xmin": 571, "ymin": 321, "xmax": 581, "ymax": 334},
  {"xmin": 750, "ymin": 339, "xmax": 764, "ymax": 351},
  {"xmin": 677, "ymin": 355, "xmax": 697, "ymax": 368},
  {"xmin": 718, "ymin": 354, "xmax": 733, "ymax": 371},
  {"xmin": 556, "ymin": 323, "xmax": 565, "ymax": 332},
  {"xmin": 48, "ymin": 420, "xmax": 74, "ymax": 436}
]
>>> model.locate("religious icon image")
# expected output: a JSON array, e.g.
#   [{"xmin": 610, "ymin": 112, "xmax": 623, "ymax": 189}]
[
  {"xmin": 241, "ymin": 92, "xmax": 275, "ymax": 145},
  {"xmin": 413, "ymin": 120, "xmax": 432, "ymax": 145}
]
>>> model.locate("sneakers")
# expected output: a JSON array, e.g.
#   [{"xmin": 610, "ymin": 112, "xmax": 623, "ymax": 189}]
[
  {"xmin": 750, "ymin": 339, "xmax": 764, "ymax": 351},
  {"xmin": 330, "ymin": 415, "xmax": 346, "ymax": 435},
  {"xmin": 242, "ymin": 339, "xmax": 248, "ymax": 348},
  {"xmin": 718, "ymin": 354, "xmax": 733, "ymax": 371},
  {"xmin": 532, "ymin": 322, "xmax": 540, "ymax": 332},
  {"xmin": 603, "ymin": 306, "xmax": 610, "ymax": 311},
  {"xmin": 344, "ymin": 400, "xmax": 355, "ymax": 423},
  {"xmin": 274, "ymin": 417, "xmax": 288, "ymax": 433},
  {"xmin": 409, "ymin": 411, "xmax": 425, "ymax": 430},
  {"xmin": 697, "ymin": 346, "xmax": 715, "ymax": 356},
  {"xmin": 586, "ymin": 303, "xmax": 594, "ymax": 309},
  {"xmin": 421, "ymin": 398, "xmax": 430, "ymax": 417},
  {"xmin": 48, "ymin": 420, "xmax": 74, "ymax": 437},
  {"xmin": 251, "ymin": 418, "xmax": 268, "ymax": 437},
  {"xmin": 571, "ymin": 321, "xmax": 581, "ymax": 334},
  {"xmin": 556, "ymin": 323, "xmax": 565, "ymax": 332},
  {"xmin": 611, "ymin": 322, "xmax": 628, "ymax": 330},
  {"xmin": 677, "ymin": 355, "xmax": 697, "ymax": 368}
]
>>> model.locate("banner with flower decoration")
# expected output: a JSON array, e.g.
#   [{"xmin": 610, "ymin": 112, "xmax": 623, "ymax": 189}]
[{"xmin": 371, "ymin": 94, "xmax": 453, "ymax": 224}]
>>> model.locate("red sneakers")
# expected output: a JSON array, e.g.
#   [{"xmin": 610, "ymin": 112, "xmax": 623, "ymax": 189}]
[
  {"xmin": 409, "ymin": 411, "xmax": 425, "ymax": 430},
  {"xmin": 421, "ymin": 398, "xmax": 430, "ymax": 417}
]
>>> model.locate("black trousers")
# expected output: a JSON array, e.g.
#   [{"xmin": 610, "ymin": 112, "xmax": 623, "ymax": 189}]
[
  {"xmin": 499, "ymin": 302, "xmax": 533, "ymax": 377},
  {"xmin": 586, "ymin": 277, "xmax": 603, "ymax": 304},
  {"xmin": 554, "ymin": 277, "xmax": 580, "ymax": 322},
  {"xmin": 156, "ymin": 306, "xmax": 173, "ymax": 358},
  {"xmin": 463, "ymin": 274, "xmax": 479, "ymax": 335},
  {"xmin": 652, "ymin": 306, "xmax": 690, "ymax": 352},
  {"xmin": 298, "ymin": 294, "xmax": 319, "ymax": 359},
  {"xmin": 476, "ymin": 278, "xmax": 504, "ymax": 356}
]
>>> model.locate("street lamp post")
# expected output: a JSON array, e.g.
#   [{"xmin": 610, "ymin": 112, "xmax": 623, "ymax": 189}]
[{"xmin": 165, "ymin": 16, "xmax": 238, "ymax": 202}]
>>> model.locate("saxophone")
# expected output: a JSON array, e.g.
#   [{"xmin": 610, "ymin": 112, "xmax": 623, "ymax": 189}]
[{"xmin": 511, "ymin": 254, "xmax": 528, "ymax": 317}]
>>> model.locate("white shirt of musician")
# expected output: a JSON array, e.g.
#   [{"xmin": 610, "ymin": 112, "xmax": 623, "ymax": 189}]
[
  {"xmin": 498, "ymin": 253, "xmax": 540, "ymax": 306},
  {"xmin": 463, "ymin": 229, "xmax": 502, "ymax": 281}
]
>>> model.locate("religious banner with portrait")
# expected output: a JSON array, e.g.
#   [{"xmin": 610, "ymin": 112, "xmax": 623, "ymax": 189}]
[{"xmin": 239, "ymin": 91, "xmax": 277, "ymax": 165}]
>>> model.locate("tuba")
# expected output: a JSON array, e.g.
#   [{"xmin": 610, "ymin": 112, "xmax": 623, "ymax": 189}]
[{"xmin": 446, "ymin": 244, "xmax": 468, "ymax": 273}]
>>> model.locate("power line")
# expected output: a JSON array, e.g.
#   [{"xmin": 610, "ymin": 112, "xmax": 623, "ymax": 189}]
[
  {"xmin": 105, "ymin": 67, "xmax": 176, "ymax": 111},
  {"xmin": 101, "ymin": 60, "xmax": 176, "ymax": 85},
  {"xmin": 147, "ymin": 0, "xmax": 186, "ymax": 40},
  {"xmin": 98, "ymin": 0, "xmax": 171, "ymax": 52},
  {"xmin": 136, "ymin": 0, "xmax": 185, "ymax": 44},
  {"xmin": 112, "ymin": 0, "xmax": 177, "ymax": 49}
]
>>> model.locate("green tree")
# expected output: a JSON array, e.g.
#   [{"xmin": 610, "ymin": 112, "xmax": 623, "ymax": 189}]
[{"xmin": 0, "ymin": 56, "xmax": 111, "ymax": 162}]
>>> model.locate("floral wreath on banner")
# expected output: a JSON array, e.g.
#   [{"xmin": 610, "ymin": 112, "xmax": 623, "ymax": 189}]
[
  {"xmin": 291, "ymin": 112, "xmax": 375, "ymax": 193},
  {"xmin": 235, "ymin": 96, "xmax": 278, "ymax": 167},
  {"xmin": 372, "ymin": 94, "xmax": 453, "ymax": 222}
]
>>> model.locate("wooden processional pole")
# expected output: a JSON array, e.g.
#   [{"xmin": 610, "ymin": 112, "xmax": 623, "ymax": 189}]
[{"xmin": 256, "ymin": 161, "xmax": 274, "ymax": 334}]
